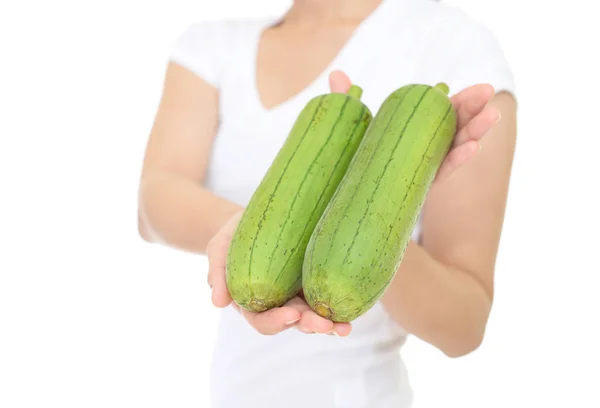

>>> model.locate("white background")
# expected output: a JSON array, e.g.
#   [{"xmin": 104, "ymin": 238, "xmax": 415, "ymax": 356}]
[{"xmin": 1, "ymin": 0, "xmax": 599, "ymax": 407}]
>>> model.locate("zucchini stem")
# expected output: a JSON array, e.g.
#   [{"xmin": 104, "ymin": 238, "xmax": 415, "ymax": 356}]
[
  {"xmin": 435, "ymin": 82, "xmax": 450, "ymax": 95},
  {"xmin": 347, "ymin": 85, "xmax": 363, "ymax": 100}
]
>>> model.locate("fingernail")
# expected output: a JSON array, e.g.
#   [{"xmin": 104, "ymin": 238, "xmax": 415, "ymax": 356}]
[{"xmin": 285, "ymin": 317, "xmax": 300, "ymax": 326}]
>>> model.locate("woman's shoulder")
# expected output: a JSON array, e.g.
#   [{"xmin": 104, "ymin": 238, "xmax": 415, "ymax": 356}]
[
  {"xmin": 174, "ymin": 17, "xmax": 271, "ymax": 48},
  {"xmin": 401, "ymin": 0, "xmax": 502, "ymax": 42},
  {"xmin": 169, "ymin": 17, "xmax": 271, "ymax": 87}
]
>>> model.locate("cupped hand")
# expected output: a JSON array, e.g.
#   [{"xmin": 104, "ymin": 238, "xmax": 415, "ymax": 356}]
[
  {"xmin": 328, "ymin": 70, "xmax": 501, "ymax": 184},
  {"xmin": 206, "ymin": 210, "xmax": 352, "ymax": 337}
]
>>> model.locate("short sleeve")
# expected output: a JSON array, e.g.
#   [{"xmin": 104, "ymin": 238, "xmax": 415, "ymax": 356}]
[
  {"xmin": 445, "ymin": 22, "xmax": 517, "ymax": 99},
  {"xmin": 169, "ymin": 21, "xmax": 223, "ymax": 88}
]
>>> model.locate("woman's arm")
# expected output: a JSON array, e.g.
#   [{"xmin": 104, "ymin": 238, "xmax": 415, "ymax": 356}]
[
  {"xmin": 138, "ymin": 68, "xmax": 357, "ymax": 336},
  {"xmin": 382, "ymin": 91, "xmax": 517, "ymax": 357},
  {"xmin": 138, "ymin": 62, "xmax": 242, "ymax": 254}
]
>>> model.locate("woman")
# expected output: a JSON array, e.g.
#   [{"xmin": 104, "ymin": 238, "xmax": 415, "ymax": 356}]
[{"xmin": 137, "ymin": 0, "xmax": 517, "ymax": 406}]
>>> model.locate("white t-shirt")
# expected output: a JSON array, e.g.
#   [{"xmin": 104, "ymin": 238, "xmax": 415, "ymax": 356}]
[{"xmin": 169, "ymin": 1, "xmax": 516, "ymax": 407}]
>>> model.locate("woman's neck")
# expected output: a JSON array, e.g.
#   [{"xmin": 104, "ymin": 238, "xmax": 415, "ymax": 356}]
[{"xmin": 284, "ymin": 0, "xmax": 383, "ymax": 25}]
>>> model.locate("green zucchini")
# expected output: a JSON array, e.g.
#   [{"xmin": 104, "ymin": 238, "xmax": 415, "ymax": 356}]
[
  {"xmin": 303, "ymin": 83, "xmax": 457, "ymax": 322},
  {"xmin": 226, "ymin": 85, "xmax": 373, "ymax": 312}
]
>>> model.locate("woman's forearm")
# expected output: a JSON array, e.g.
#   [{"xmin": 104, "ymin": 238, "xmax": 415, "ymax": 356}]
[
  {"xmin": 382, "ymin": 241, "xmax": 492, "ymax": 357},
  {"xmin": 138, "ymin": 172, "xmax": 243, "ymax": 254}
]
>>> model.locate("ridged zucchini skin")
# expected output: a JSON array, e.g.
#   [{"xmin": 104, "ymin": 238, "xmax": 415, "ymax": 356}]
[
  {"xmin": 303, "ymin": 83, "xmax": 457, "ymax": 322},
  {"xmin": 226, "ymin": 86, "xmax": 372, "ymax": 313}
]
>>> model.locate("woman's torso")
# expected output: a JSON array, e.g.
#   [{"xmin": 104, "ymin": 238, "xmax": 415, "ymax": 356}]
[{"xmin": 168, "ymin": 1, "xmax": 515, "ymax": 406}]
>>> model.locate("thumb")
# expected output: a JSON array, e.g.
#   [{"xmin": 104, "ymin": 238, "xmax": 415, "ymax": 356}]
[
  {"xmin": 206, "ymin": 235, "xmax": 233, "ymax": 308},
  {"xmin": 206, "ymin": 211, "xmax": 244, "ymax": 308},
  {"xmin": 328, "ymin": 70, "xmax": 352, "ymax": 94}
]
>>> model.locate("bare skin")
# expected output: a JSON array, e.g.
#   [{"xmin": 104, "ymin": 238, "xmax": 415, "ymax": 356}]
[{"xmin": 138, "ymin": 0, "xmax": 517, "ymax": 353}]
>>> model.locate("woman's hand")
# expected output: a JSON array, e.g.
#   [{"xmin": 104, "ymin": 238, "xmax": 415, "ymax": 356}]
[
  {"xmin": 328, "ymin": 70, "xmax": 501, "ymax": 183},
  {"xmin": 206, "ymin": 210, "xmax": 353, "ymax": 337}
]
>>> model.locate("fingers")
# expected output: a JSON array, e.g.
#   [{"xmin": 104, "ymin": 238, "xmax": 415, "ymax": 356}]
[
  {"xmin": 451, "ymin": 83, "xmax": 494, "ymax": 111},
  {"xmin": 435, "ymin": 87, "xmax": 500, "ymax": 183},
  {"xmin": 328, "ymin": 70, "xmax": 352, "ymax": 94},
  {"xmin": 241, "ymin": 306, "xmax": 302, "ymax": 335},
  {"xmin": 206, "ymin": 211, "xmax": 245, "ymax": 308},
  {"xmin": 285, "ymin": 297, "xmax": 352, "ymax": 336},
  {"xmin": 434, "ymin": 140, "xmax": 480, "ymax": 184},
  {"xmin": 206, "ymin": 235, "xmax": 233, "ymax": 308},
  {"xmin": 330, "ymin": 322, "xmax": 352, "ymax": 337},
  {"xmin": 296, "ymin": 308, "xmax": 352, "ymax": 337},
  {"xmin": 296, "ymin": 312, "xmax": 352, "ymax": 337},
  {"xmin": 454, "ymin": 105, "xmax": 500, "ymax": 146},
  {"xmin": 451, "ymin": 84, "xmax": 495, "ymax": 131},
  {"xmin": 233, "ymin": 296, "xmax": 353, "ymax": 337},
  {"xmin": 297, "ymin": 310, "xmax": 335, "ymax": 334}
]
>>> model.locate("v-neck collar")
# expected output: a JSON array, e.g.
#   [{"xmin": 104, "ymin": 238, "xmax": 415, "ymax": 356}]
[{"xmin": 250, "ymin": 0, "xmax": 399, "ymax": 115}]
